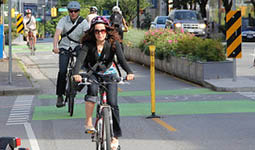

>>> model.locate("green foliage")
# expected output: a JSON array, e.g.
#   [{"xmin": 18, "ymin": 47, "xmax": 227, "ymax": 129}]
[
  {"xmin": 139, "ymin": 28, "xmax": 226, "ymax": 62},
  {"xmin": 123, "ymin": 28, "xmax": 147, "ymax": 48},
  {"xmin": 4, "ymin": 23, "xmax": 19, "ymax": 44}
]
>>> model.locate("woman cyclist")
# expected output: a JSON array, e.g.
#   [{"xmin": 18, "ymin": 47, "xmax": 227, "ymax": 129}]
[{"xmin": 73, "ymin": 16, "xmax": 134, "ymax": 150}]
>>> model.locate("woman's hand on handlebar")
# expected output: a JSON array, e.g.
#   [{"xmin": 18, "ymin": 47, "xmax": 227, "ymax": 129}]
[
  {"xmin": 126, "ymin": 74, "xmax": 134, "ymax": 81},
  {"xmin": 73, "ymin": 75, "xmax": 82, "ymax": 82}
]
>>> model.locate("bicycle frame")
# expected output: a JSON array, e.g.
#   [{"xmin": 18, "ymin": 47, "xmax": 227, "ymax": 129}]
[
  {"xmin": 91, "ymin": 80, "xmax": 114, "ymax": 150},
  {"xmin": 79, "ymin": 74, "xmax": 127, "ymax": 150},
  {"xmin": 62, "ymin": 49, "xmax": 77, "ymax": 116},
  {"xmin": 28, "ymin": 30, "xmax": 35, "ymax": 55}
]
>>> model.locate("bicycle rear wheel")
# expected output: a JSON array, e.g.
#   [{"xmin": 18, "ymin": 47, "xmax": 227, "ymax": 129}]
[{"xmin": 102, "ymin": 108, "xmax": 111, "ymax": 150}]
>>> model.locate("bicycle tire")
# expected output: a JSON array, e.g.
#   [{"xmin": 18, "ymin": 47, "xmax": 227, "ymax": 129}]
[
  {"xmin": 96, "ymin": 119, "xmax": 103, "ymax": 150},
  {"xmin": 102, "ymin": 108, "xmax": 111, "ymax": 150},
  {"xmin": 68, "ymin": 74, "xmax": 75, "ymax": 116},
  {"xmin": 29, "ymin": 38, "xmax": 34, "ymax": 55}
]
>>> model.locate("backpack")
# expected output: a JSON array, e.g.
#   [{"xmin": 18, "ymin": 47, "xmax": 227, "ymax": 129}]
[{"xmin": 110, "ymin": 13, "xmax": 123, "ymax": 27}]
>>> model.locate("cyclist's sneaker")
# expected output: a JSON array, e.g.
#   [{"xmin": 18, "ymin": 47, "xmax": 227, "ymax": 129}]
[
  {"xmin": 56, "ymin": 95, "xmax": 65, "ymax": 108},
  {"xmin": 84, "ymin": 126, "xmax": 96, "ymax": 134}
]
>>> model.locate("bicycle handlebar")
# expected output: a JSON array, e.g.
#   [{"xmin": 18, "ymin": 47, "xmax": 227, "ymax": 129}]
[{"xmin": 77, "ymin": 73, "xmax": 128, "ymax": 86}]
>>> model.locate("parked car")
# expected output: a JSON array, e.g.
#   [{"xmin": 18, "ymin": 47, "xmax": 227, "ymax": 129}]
[
  {"xmin": 150, "ymin": 16, "xmax": 168, "ymax": 29},
  {"xmin": 165, "ymin": 9, "xmax": 207, "ymax": 37},
  {"xmin": 242, "ymin": 18, "xmax": 255, "ymax": 42}
]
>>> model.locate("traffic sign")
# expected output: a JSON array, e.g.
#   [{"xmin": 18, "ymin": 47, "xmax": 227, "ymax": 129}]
[
  {"xmin": 58, "ymin": 8, "xmax": 67, "ymax": 12},
  {"xmin": 16, "ymin": 14, "xmax": 24, "ymax": 34},
  {"xmin": 226, "ymin": 10, "xmax": 242, "ymax": 58}
]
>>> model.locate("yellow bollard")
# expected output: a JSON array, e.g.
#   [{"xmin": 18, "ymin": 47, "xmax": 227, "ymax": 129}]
[{"xmin": 147, "ymin": 45, "xmax": 160, "ymax": 119}]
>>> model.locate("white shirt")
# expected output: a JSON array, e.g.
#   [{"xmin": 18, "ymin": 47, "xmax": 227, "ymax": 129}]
[
  {"xmin": 86, "ymin": 13, "xmax": 98, "ymax": 27},
  {"xmin": 57, "ymin": 16, "xmax": 89, "ymax": 50},
  {"xmin": 23, "ymin": 15, "xmax": 36, "ymax": 30}
]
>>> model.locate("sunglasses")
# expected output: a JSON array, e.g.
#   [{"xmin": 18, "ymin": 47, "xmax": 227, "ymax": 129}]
[
  {"xmin": 94, "ymin": 29, "xmax": 107, "ymax": 34},
  {"xmin": 69, "ymin": 9, "xmax": 79, "ymax": 13}
]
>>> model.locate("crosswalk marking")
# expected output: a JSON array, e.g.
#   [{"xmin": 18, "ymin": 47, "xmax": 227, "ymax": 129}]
[
  {"xmin": 6, "ymin": 95, "xmax": 34, "ymax": 125},
  {"xmin": 238, "ymin": 92, "xmax": 255, "ymax": 100}
]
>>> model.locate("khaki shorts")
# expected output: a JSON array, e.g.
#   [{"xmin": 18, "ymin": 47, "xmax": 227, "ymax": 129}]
[{"xmin": 24, "ymin": 29, "xmax": 37, "ymax": 39}]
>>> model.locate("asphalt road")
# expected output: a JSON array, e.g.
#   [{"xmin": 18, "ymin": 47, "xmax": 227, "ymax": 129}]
[{"xmin": 1, "ymin": 41, "xmax": 255, "ymax": 150}]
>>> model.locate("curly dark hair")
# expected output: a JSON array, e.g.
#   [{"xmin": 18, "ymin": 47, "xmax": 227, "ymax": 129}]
[{"xmin": 81, "ymin": 23, "xmax": 122, "ymax": 51}]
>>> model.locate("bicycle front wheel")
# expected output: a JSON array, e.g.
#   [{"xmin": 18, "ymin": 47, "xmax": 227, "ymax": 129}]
[
  {"xmin": 68, "ymin": 75, "xmax": 75, "ymax": 116},
  {"xmin": 102, "ymin": 108, "xmax": 111, "ymax": 150}
]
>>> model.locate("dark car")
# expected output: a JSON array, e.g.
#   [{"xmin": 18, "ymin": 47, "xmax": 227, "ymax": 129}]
[
  {"xmin": 150, "ymin": 16, "xmax": 168, "ymax": 29},
  {"xmin": 165, "ymin": 9, "xmax": 207, "ymax": 37},
  {"xmin": 242, "ymin": 18, "xmax": 255, "ymax": 42}
]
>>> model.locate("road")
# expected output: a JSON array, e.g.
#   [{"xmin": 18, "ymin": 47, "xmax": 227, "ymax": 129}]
[{"xmin": 1, "ymin": 41, "xmax": 255, "ymax": 150}]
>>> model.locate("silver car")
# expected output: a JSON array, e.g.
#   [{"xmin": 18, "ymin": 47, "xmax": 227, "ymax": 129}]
[
  {"xmin": 165, "ymin": 10, "xmax": 207, "ymax": 37},
  {"xmin": 150, "ymin": 16, "xmax": 168, "ymax": 29}
]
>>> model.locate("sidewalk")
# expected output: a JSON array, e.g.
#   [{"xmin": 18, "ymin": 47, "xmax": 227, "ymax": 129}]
[
  {"xmin": 0, "ymin": 58, "xmax": 40, "ymax": 96},
  {"xmin": 0, "ymin": 38, "xmax": 40, "ymax": 96}
]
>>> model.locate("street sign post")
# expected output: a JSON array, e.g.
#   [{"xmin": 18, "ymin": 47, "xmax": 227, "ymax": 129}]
[{"xmin": 226, "ymin": 10, "xmax": 242, "ymax": 82}]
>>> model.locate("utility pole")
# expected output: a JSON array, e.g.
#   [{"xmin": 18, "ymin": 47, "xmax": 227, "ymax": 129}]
[
  {"xmin": 218, "ymin": 0, "xmax": 221, "ymax": 27},
  {"xmin": 8, "ymin": 0, "xmax": 12, "ymax": 84},
  {"xmin": 137, "ymin": 0, "xmax": 140, "ymax": 28}
]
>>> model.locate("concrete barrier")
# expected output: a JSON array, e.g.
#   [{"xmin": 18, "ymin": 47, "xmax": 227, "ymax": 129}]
[{"xmin": 124, "ymin": 45, "xmax": 233, "ymax": 85}]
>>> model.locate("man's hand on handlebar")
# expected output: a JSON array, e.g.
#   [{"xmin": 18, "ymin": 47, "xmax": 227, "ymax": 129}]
[{"xmin": 52, "ymin": 47, "xmax": 60, "ymax": 54}]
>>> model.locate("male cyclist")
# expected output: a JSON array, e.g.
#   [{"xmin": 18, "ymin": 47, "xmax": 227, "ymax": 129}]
[
  {"xmin": 23, "ymin": 9, "xmax": 37, "ymax": 48},
  {"xmin": 53, "ymin": 1, "xmax": 89, "ymax": 107},
  {"xmin": 86, "ymin": 6, "xmax": 98, "ymax": 27}
]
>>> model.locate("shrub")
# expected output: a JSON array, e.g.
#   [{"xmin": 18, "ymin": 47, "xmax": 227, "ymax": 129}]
[{"xmin": 139, "ymin": 28, "xmax": 226, "ymax": 62}]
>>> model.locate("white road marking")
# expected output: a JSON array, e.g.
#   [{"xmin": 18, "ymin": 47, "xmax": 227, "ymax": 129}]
[
  {"xmin": 238, "ymin": 92, "xmax": 255, "ymax": 100},
  {"xmin": 6, "ymin": 96, "xmax": 33, "ymax": 125},
  {"xmin": 24, "ymin": 122, "xmax": 40, "ymax": 150},
  {"xmin": 6, "ymin": 95, "xmax": 40, "ymax": 150}
]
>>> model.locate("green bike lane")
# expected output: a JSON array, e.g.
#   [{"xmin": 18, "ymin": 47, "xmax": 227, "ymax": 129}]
[{"xmin": 32, "ymin": 88, "xmax": 255, "ymax": 121}]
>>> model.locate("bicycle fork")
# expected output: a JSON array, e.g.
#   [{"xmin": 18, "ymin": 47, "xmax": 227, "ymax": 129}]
[{"xmin": 91, "ymin": 92, "xmax": 114, "ymax": 143}]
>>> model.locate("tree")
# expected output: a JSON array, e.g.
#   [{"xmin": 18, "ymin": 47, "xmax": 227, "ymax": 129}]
[
  {"xmin": 250, "ymin": 0, "xmax": 255, "ymax": 18},
  {"xmin": 98, "ymin": 0, "xmax": 150, "ymax": 25},
  {"xmin": 197, "ymin": 0, "xmax": 209, "ymax": 19},
  {"xmin": 222, "ymin": 0, "xmax": 232, "ymax": 13}
]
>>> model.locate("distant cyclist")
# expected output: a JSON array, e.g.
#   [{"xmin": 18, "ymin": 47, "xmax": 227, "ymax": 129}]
[
  {"xmin": 86, "ymin": 6, "xmax": 98, "ymax": 27},
  {"xmin": 110, "ymin": 6, "xmax": 128, "ymax": 40},
  {"xmin": 23, "ymin": 9, "xmax": 37, "ymax": 48}
]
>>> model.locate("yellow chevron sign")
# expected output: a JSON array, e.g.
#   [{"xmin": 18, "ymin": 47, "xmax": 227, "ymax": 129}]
[
  {"xmin": 16, "ymin": 14, "xmax": 24, "ymax": 33},
  {"xmin": 226, "ymin": 10, "xmax": 242, "ymax": 58}
]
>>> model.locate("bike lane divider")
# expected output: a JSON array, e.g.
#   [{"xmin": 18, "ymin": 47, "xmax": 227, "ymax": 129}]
[
  {"xmin": 32, "ymin": 99, "xmax": 255, "ymax": 120},
  {"xmin": 37, "ymin": 88, "xmax": 229, "ymax": 100}
]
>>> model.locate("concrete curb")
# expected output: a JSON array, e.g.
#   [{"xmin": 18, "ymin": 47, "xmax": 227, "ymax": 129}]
[{"xmin": 0, "ymin": 86, "xmax": 40, "ymax": 96}]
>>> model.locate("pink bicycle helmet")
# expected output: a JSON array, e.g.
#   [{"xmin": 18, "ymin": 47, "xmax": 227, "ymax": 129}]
[{"xmin": 91, "ymin": 16, "xmax": 109, "ymax": 26}]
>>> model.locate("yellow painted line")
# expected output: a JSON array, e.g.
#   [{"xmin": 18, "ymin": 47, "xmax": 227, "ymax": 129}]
[
  {"xmin": 170, "ymin": 74, "xmax": 201, "ymax": 87},
  {"xmin": 152, "ymin": 118, "xmax": 177, "ymax": 132}
]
